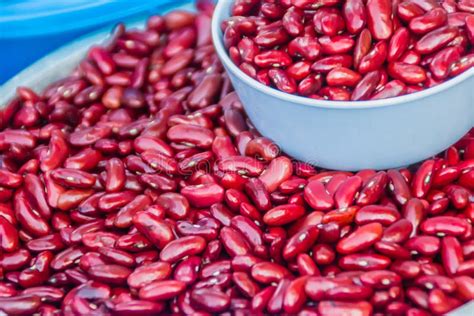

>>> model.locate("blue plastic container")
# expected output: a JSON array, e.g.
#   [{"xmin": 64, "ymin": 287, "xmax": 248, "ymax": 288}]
[{"xmin": 0, "ymin": 0, "xmax": 184, "ymax": 84}]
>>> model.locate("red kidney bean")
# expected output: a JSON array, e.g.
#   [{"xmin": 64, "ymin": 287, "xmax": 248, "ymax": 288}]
[
  {"xmin": 181, "ymin": 183, "xmax": 224, "ymax": 208},
  {"xmin": 353, "ymin": 29, "xmax": 372, "ymax": 69},
  {"xmin": 367, "ymin": 0, "xmax": 393, "ymax": 40},
  {"xmin": 305, "ymin": 276, "xmax": 353, "ymax": 301},
  {"xmin": 402, "ymin": 198, "xmax": 425, "ymax": 237},
  {"xmin": 245, "ymin": 137, "xmax": 280, "ymax": 162},
  {"xmin": 127, "ymin": 261, "xmax": 171, "ymax": 289},
  {"xmin": 415, "ymin": 26, "xmax": 459, "ymax": 54},
  {"xmin": 327, "ymin": 67, "xmax": 362, "ymax": 87},
  {"xmin": 160, "ymin": 236, "xmax": 206, "ymax": 263},
  {"xmin": 388, "ymin": 62, "xmax": 427, "ymax": 84},
  {"xmin": 281, "ymin": 276, "xmax": 308, "ymax": 313},
  {"xmin": 320, "ymin": 36, "xmax": 356, "ymax": 55},
  {"xmin": 455, "ymin": 276, "xmax": 474, "ymax": 300},
  {"xmin": 375, "ymin": 240, "xmax": 412, "ymax": 259},
  {"xmin": 356, "ymin": 205, "xmax": 401, "ymax": 226},
  {"xmin": 251, "ymin": 262, "xmax": 290, "ymax": 284},
  {"xmin": 132, "ymin": 211, "xmax": 173, "ymax": 249},
  {"xmin": 218, "ymin": 156, "xmax": 264, "ymax": 177},
  {"xmin": 263, "ymin": 204, "xmax": 305, "ymax": 226},
  {"xmin": 173, "ymin": 257, "xmax": 201, "ymax": 284},
  {"xmin": 334, "ymin": 176, "xmax": 362, "ymax": 208},
  {"xmin": 167, "ymin": 124, "xmax": 214, "ymax": 149},
  {"xmin": 304, "ymin": 180, "xmax": 334, "ymax": 210},
  {"xmin": 312, "ymin": 55, "xmax": 354, "ymax": 74},
  {"xmin": 421, "ymin": 216, "xmax": 469, "ymax": 236},
  {"xmin": 139, "ymin": 280, "xmax": 186, "ymax": 301},
  {"xmin": 391, "ymin": 260, "xmax": 421, "ymax": 279},
  {"xmin": 416, "ymin": 274, "xmax": 457, "ymax": 293},
  {"xmin": 441, "ymin": 236, "xmax": 464, "ymax": 275},
  {"xmin": 266, "ymin": 278, "xmax": 290, "ymax": 313},
  {"xmin": 254, "ymin": 51, "xmax": 292, "ymax": 68},
  {"xmin": 398, "ymin": 2, "xmax": 425, "ymax": 21},
  {"xmin": 110, "ymin": 300, "xmax": 165, "ymax": 315},
  {"xmin": 190, "ymin": 287, "xmax": 230, "ymax": 313},
  {"xmin": 405, "ymin": 235, "xmax": 440, "ymax": 256},
  {"xmin": 14, "ymin": 190, "xmax": 50, "ymax": 237},
  {"xmin": 50, "ymin": 168, "xmax": 96, "ymax": 189},
  {"xmin": 232, "ymin": 271, "xmax": 260, "ymax": 298},
  {"xmin": 359, "ymin": 41, "xmax": 388, "ymax": 74},
  {"xmin": 337, "ymin": 223, "xmax": 383, "ymax": 254},
  {"xmin": 283, "ymin": 225, "xmax": 319, "ymax": 260},
  {"xmin": 322, "ymin": 206, "xmax": 359, "ymax": 227},
  {"xmin": 0, "ymin": 295, "xmax": 42, "ymax": 315},
  {"xmin": 428, "ymin": 288, "xmax": 462, "ymax": 314},
  {"xmin": 343, "ymin": 0, "xmax": 367, "ymax": 34},
  {"xmin": 297, "ymin": 253, "xmax": 320, "ymax": 276},
  {"xmin": 268, "ymin": 69, "xmax": 297, "ymax": 94},
  {"xmin": 388, "ymin": 27, "xmax": 410, "ymax": 62},
  {"xmin": 410, "ymin": 8, "xmax": 448, "ymax": 34},
  {"xmin": 288, "ymin": 37, "xmax": 322, "ymax": 61},
  {"xmin": 339, "ymin": 253, "xmax": 391, "ymax": 270},
  {"xmin": 326, "ymin": 284, "xmax": 373, "ymax": 300},
  {"xmin": 382, "ymin": 219, "xmax": 413, "ymax": 243},
  {"xmin": 0, "ymin": 214, "xmax": 19, "ymax": 252}
]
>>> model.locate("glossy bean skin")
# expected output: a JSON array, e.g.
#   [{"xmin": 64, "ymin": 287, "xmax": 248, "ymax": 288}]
[
  {"xmin": 0, "ymin": 3, "xmax": 472, "ymax": 315},
  {"xmin": 222, "ymin": 0, "xmax": 472, "ymax": 102},
  {"xmin": 367, "ymin": 0, "xmax": 393, "ymax": 40}
]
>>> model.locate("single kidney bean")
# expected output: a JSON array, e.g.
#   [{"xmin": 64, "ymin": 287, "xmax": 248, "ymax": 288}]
[
  {"xmin": 288, "ymin": 38, "xmax": 321, "ymax": 62},
  {"xmin": 355, "ymin": 205, "xmax": 400, "ymax": 226},
  {"xmin": 304, "ymin": 180, "xmax": 334, "ymax": 210},
  {"xmin": 421, "ymin": 216, "xmax": 469, "ymax": 236},
  {"xmin": 283, "ymin": 276, "xmax": 309, "ymax": 314},
  {"xmin": 359, "ymin": 41, "xmax": 388, "ymax": 74},
  {"xmin": 367, "ymin": 0, "xmax": 393, "ymax": 40},
  {"xmin": 415, "ymin": 26, "xmax": 459, "ymax": 54},
  {"xmin": 312, "ymin": 55, "xmax": 354, "ymax": 73},
  {"xmin": 336, "ymin": 223, "xmax": 383, "ymax": 254},
  {"xmin": 343, "ymin": 0, "xmax": 367, "ymax": 34},
  {"xmin": 181, "ymin": 183, "xmax": 224, "ymax": 208},
  {"xmin": 0, "ymin": 215, "xmax": 19, "ymax": 252},
  {"xmin": 441, "ymin": 236, "xmax": 464, "ymax": 275},
  {"xmin": 405, "ymin": 235, "xmax": 440, "ymax": 256},
  {"xmin": 159, "ymin": 236, "xmax": 206, "ymax": 263},
  {"xmin": 0, "ymin": 295, "xmax": 42, "ymax": 315},
  {"xmin": 388, "ymin": 27, "xmax": 410, "ymax": 62},
  {"xmin": 339, "ymin": 253, "xmax": 391, "ymax": 270},
  {"xmin": 402, "ymin": 198, "xmax": 425, "ymax": 236},
  {"xmin": 283, "ymin": 225, "xmax": 319, "ymax": 261},
  {"xmin": 382, "ymin": 219, "xmax": 413, "ymax": 243},
  {"xmin": 264, "ymin": 204, "xmax": 305, "ymax": 226},
  {"xmin": 190, "ymin": 287, "xmax": 231, "ymax": 313},
  {"xmin": 410, "ymin": 8, "xmax": 448, "ymax": 34},
  {"xmin": 139, "ymin": 280, "xmax": 186, "ymax": 301},
  {"xmin": 327, "ymin": 67, "xmax": 362, "ymax": 87},
  {"xmin": 132, "ymin": 211, "xmax": 174, "ymax": 249}
]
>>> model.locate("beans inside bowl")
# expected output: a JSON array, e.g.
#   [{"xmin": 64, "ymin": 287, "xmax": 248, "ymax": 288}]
[
  {"xmin": 0, "ymin": 0, "xmax": 473, "ymax": 315},
  {"xmin": 221, "ymin": 0, "xmax": 474, "ymax": 101}
]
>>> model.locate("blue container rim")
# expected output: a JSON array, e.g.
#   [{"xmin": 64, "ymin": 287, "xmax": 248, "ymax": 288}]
[{"xmin": 0, "ymin": 0, "xmax": 180, "ymax": 38}]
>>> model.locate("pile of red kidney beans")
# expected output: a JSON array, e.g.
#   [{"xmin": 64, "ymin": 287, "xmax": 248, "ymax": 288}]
[
  {"xmin": 223, "ymin": 0, "xmax": 474, "ymax": 100},
  {"xmin": 0, "ymin": 1, "xmax": 473, "ymax": 315}
]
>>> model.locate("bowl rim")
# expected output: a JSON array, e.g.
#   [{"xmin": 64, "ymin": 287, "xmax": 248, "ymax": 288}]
[{"xmin": 211, "ymin": 0, "xmax": 474, "ymax": 110}]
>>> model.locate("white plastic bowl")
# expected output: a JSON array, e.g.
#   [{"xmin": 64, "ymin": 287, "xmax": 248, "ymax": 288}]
[{"xmin": 212, "ymin": 0, "xmax": 474, "ymax": 171}]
